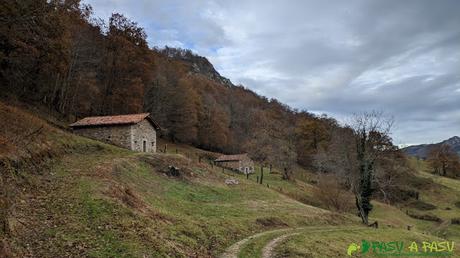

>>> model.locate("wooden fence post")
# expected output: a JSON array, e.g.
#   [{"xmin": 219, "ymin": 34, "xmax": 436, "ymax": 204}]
[{"xmin": 260, "ymin": 166, "xmax": 264, "ymax": 184}]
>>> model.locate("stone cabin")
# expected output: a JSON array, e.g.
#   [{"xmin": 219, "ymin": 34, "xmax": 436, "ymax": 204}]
[
  {"xmin": 215, "ymin": 153, "xmax": 254, "ymax": 174},
  {"xmin": 70, "ymin": 113, "xmax": 160, "ymax": 152}
]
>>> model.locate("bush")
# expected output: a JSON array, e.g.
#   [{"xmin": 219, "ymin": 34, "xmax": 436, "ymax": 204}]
[
  {"xmin": 256, "ymin": 217, "xmax": 287, "ymax": 227},
  {"xmin": 382, "ymin": 186, "xmax": 419, "ymax": 203},
  {"xmin": 406, "ymin": 210, "xmax": 442, "ymax": 222},
  {"xmin": 407, "ymin": 200, "xmax": 437, "ymax": 211},
  {"xmin": 312, "ymin": 174, "xmax": 354, "ymax": 212},
  {"xmin": 452, "ymin": 218, "xmax": 460, "ymax": 225},
  {"xmin": 406, "ymin": 176, "xmax": 434, "ymax": 190},
  {"xmin": 455, "ymin": 201, "xmax": 460, "ymax": 209}
]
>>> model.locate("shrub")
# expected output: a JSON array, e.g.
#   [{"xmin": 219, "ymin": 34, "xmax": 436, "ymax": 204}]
[
  {"xmin": 312, "ymin": 174, "xmax": 354, "ymax": 212},
  {"xmin": 406, "ymin": 210, "xmax": 442, "ymax": 222},
  {"xmin": 452, "ymin": 218, "xmax": 460, "ymax": 225},
  {"xmin": 406, "ymin": 176, "xmax": 434, "ymax": 190},
  {"xmin": 382, "ymin": 186, "xmax": 419, "ymax": 203},
  {"xmin": 256, "ymin": 217, "xmax": 287, "ymax": 227},
  {"xmin": 455, "ymin": 201, "xmax": 460, "ymax": 209},
  {"xmin": 407, "ymin": 200, "xmax": 437, "ymax": 211}
]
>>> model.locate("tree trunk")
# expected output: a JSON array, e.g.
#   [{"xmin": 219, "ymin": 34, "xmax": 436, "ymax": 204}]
[
  {"xmin": 282, "ymin": 167, "xmax": 290, "ymax": 180},
  {"xmin": 442, "ymin": 162, "xmax": 447, "ymax": 176},
  {"xmin": 355, "ymin": 195, "xmax": 369, "ymax": 225},
  {"xmin": 260, "ymin": 166, "xmax": 264, "ymax": 184}
]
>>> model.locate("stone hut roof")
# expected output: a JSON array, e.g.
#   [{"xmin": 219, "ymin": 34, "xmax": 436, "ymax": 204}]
[
  {"xmin": 70, "ymin": 113, "xmax": 160, "ymax": 129},
  {"xmin": 215, "ymin": 153, "xmax": 250, "ymax": 162}
]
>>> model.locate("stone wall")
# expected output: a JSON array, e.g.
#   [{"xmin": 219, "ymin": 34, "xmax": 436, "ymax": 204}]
[
  {"xmin": 217, "ymin": 161, "xmax": 240, "ymax": 171},
  {"xmin": 130, "ymin": 119, "xmax": 157, "ymax": 153},
  {"xmin": 239, "ymin": 157, "xmax": 255, "ymax": 173},
  {"xmin": 73, "ymin": 124, "xmax": 132, "ymax": 149},
  {"xmin": 217, "ymin": 157, "xmax": 254, "ymax": 173}
]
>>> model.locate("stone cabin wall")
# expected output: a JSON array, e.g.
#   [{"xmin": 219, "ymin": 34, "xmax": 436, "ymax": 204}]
[
  {"xmin": 72, "ymin": 119, "xmax": 157, "ymax": 152},
  {"xmin": 73, "ymin": 124, "xmax": 132, "ymax": 149},
  {"xmin": 240, "ymin": 157, "xmax": 255, "ymax": 173},
  {"xmin": 217, "ymin": 156, "xmax": 255, "ymax": 173},
  {"xmin": 130, "ymin": 119, "xmax": 157, "ymax": 153},
  {"xmin": 217, "ymin": 161, "xmax": 240, "ymax": 170}
]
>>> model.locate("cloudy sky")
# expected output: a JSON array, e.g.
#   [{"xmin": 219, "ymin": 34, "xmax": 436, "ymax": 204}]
[{"xmin": 84, "ymin": 0, "xmax": 460, "ymax": 145}]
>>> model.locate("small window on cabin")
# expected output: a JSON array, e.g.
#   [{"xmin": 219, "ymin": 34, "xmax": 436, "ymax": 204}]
[
  {"xmin": 134, "ymin": 141, "xmax": 137, "ymax": 144},
  {"xmin": 151, "ymin": 142, "xmax": 154, "ymax": 146}
]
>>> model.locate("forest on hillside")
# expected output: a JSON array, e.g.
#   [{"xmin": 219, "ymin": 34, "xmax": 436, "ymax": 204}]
[
  {"xmin": 3, "ymin": 0, "xmax": 453, "ymax": 225},
  {"xmin": 0, "ymin": 0, "xmax": 337, "ymax": 170}
]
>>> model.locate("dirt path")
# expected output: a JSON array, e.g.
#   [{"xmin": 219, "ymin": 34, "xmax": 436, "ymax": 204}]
[
  {"xmin": 220, "ymin": 228, "xmax": 296, "ymax": 258},
  {"xmin": 219, "ymin": 228, "xmax": 293, "ymax": 258},
  {"xmin": 220, "ymin": 226, "xmax": 366, "ymax": 258},
  {"xmin": 261, "ymin": 232, "xmax": 300, "ymax": 258},
  {"xmin": 261, "ymin": 227, "xmax": 368, "ymax": 258},
  {"xmin": 219, "ymin": 227, "xmax": 318, "ymax": 258}
]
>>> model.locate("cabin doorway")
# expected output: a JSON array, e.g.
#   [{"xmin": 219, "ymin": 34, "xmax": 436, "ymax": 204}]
[{"xmin": 143, "ymin": 140, "xmax": 147, "ymax": 152}]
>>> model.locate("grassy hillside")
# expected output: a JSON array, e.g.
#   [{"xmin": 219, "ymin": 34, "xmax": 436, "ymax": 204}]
[
  {"xmin": 1, "ymin": 101, "xmax": 459, "ymax": 257},
  {"xmin": 272, "ymin": 227, "xmax": 446, "ymax": 258},
  {"xmin": 0, "ymin": 102, "xmax": 354, "ymax": 257},
  {"xmin": 265, "ymin": 158, "xmax": 460, "ymax": 258}
]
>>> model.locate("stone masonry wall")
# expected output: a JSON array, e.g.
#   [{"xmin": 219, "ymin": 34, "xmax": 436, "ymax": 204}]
[
  {"xmin": 239, "ymin": 157, "xmax": 255, "ymax": 173},
  {"xmin": 130, "ymin": 119, "xmax": 156, "ymax": 153},
  {"xmin": 217, "ymin": 157, "xmax": 254, "ymax": 173},
  {"xmin": 73, "ymin": 124, "xmax": 132, "ymax": 149}
]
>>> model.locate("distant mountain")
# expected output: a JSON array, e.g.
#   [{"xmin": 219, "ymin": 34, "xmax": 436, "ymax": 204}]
[
  {"xmin": 402, "ymin": 136, "xmax": 460, "ymax": 159},
  {"xmin": 158, "ymin": 47, "xmax": 234, "ymax": 87}
]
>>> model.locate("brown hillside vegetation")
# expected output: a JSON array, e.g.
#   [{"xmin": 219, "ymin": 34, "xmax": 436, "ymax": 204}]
[
  {"xmin": 0, "ymin": 0, "xmax": 335, "ymax": 173},
  {"xmin": 2, "ymin": 1, "xmax": 460, "ymax": 257},
  {"xmin": 1, "ymin": 102, "xmax": 459, "ymax": 257},
  {"xmin": 1, "ymin": 103, "xmax": 459, "ymax": 257},
  {"xmin": 0, "ymin": 102, "xmax": 353, "ymax": 257}
]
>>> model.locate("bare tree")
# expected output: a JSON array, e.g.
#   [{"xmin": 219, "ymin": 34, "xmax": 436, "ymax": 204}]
[
  {"xmin": 427, "ymin": 144, "xmax": 460, "ymax": 177},
  {"xmin": 244, "ymin": 110, "xmax": 297, "ymax": 180},
  {"xmin": 315, "ymin": 111, "xmax": 393, "ymax": 224},
  {"xmin": 348, "ymin": 111, "xmax": 394, "ymax": 224},
  {"xmin": 313, "ymin": 174, "xmax": 354, "ymax": 212},
  {"xmin": 373, "ymin": 148, "xmax": 413, "ymax": 203}
]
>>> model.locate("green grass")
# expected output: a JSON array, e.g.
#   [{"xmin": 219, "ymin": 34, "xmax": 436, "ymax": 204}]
[
  {"xmin": 237, "ymin": 226, "xmax": 362, "ymax": 258},
  {"xmin": 112, "ymin": 156, "xmax": 347, "ymax": 256},
  {"xmin": 410, "ymin": 163, "xmax": 460, "ymax": 242},
  {"xmin": 10, "ymin": 136, "xmax": 351, "ymax": 257},
  {"xmin": 14, "ymin": 137, "xmax": 458, "ymax": 257},
  {"xmin": 250, "ymin": 159, "xmax": 460, "ymax": 258},
  {"xmin": 3, "ymin": 102, "xmax": 459, "ymax": 257},
  {"xmin": 369, "ymin": 159, "xmax": 460, "ymax": 245},
  {"xmin": 274, "ymin": 228, "xmax": 448, "ymax": 258},
  {"xmin": 238, "ymin": 230, "xmax": 288, "ymax": 258}
]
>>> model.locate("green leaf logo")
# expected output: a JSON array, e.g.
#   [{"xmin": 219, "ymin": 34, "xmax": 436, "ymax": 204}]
[{"xmin": 347, "ymin": 243, "xmax": 360, "ymax": 256}]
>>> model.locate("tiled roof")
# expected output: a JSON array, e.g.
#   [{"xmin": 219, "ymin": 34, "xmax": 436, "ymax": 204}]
[
  {"xmin": 215, "ymin": 153, "xmax": 249, "ymax": 162},
  {"xmin": 70, "ymin": 113, "xmax": 154, "ymax": 127}
]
